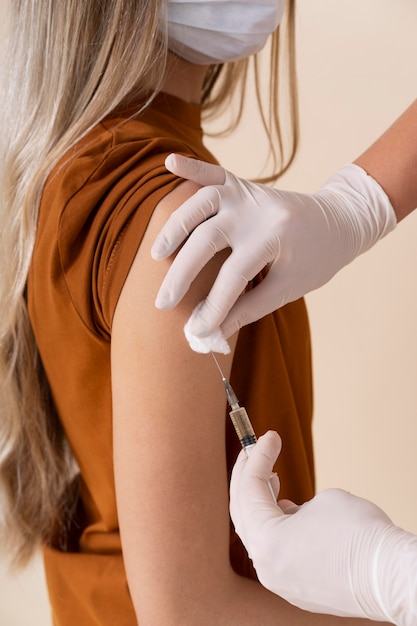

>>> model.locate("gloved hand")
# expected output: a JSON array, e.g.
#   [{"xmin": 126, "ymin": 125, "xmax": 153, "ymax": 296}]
[
  {"xmin": 230, "ymin": 431, "xmax": 417, "ymax": 625},
  {"xmin": 152, "ymin": 155, "xmax": 396, "ymax": 341}
]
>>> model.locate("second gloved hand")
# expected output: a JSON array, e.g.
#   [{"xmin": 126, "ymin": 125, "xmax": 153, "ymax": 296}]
[
  {"xmin": 230, "ymin": 431, "xmax": 417, "ymax": 625},
  {"xmin": 152, "ymin": 155, "xmax": 396, "ymax": 342}
]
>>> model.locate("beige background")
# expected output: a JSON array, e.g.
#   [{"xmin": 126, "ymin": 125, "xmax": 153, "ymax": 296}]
[{"xmin": 1, "ymin": 1, "xmax": 417, "ymax": 624}]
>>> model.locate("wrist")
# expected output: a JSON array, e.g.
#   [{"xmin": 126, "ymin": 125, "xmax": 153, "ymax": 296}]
[
  {"xmin": 318, "ymin": 163, "xmax": 397, "ymax": 259},
  {"xmin": 346, "ymin": 518, "xmax": 393, "ymax": 622},
  {"xmin": 374, "ymin": 525, "xmax": 417, "ymax": 626}
]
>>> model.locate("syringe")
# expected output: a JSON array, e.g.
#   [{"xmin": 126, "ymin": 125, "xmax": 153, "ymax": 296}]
[
  {"xmin": 211, "ymin": 353, "xmax": 277, "ymax": 503},
  {"xmin": 212, "ymin": 352, "xmax": 257, "ymax": 455}
]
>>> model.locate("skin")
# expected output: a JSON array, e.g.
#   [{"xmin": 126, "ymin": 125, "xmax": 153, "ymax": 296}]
[
  {"xmin": 110, "ymin": 53, "xmax": 390, "ymax": 625},
  {"xmin": 355, "ymin": 98, "xmax": 417, "ymax": 221}
]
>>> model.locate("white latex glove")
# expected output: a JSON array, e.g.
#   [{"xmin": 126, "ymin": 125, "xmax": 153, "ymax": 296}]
[
  {"xmin": 230, "ymin": 431, "xmax": 417, "ymax": 625},
  {"xmin": 152, "ymin": 155, "xmax": 396, "ymax": 342}
]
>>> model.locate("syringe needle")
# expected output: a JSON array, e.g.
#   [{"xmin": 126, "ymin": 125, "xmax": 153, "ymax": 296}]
[
  {"xmin": 211, "ymin": 352, "xmax": 240, "ymax": 410},
  {"xmin": 211, "ymin": 352, "xmax": 225, "ymax": 379}
]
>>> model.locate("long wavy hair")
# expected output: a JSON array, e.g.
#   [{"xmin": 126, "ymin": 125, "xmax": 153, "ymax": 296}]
[
  {"xmin": 0, "ymin": 0, "xmax": 297, "ymax": 567},
  {"xmin": 202, "ymin": 0, "xmax": 298, "ymax": 181}
]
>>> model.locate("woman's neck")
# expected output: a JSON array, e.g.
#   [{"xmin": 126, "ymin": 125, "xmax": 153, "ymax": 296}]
[{"xmin": 162, "ymin": 52, "xmax": 209, "ymax": 104}]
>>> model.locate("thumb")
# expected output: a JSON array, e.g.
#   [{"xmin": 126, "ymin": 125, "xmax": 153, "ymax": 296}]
[
  {"xmin": 230, "ymin": 432, "xmax": 284, "ymax": 549},
  {"xmin": 278, "ymin": 499, "xmax": 300, "ymax": 514},
  {"xmin": 165, "ymin": 154, "xmax": 226, "ymax": 186},
  {"xmin": 245, "ymin": 431, "xmax": 282, "ymax": 482},
  {"xmin": 230, "ymin": 431, "xmax": 283, "ymax": 515}
]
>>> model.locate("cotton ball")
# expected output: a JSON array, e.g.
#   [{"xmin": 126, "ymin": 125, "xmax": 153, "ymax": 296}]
[{"xmin": 184, "ymin": 320, "xmax": 230, "ymax": 354}]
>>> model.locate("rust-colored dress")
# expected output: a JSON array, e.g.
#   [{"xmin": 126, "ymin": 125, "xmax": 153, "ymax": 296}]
[{"xmin": 27, "ymin": 92, "xmax": 315, "ymax": 625}]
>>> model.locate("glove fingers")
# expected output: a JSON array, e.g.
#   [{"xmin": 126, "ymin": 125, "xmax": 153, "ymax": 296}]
[
  {"xmin": 220, "ymin": 269, "xmax": 287, "ymax": 338},
  {"xmin": 165, "ymin": 154, "xmax": 226, "ymax": 186},
  {"xmin": 154, "ymin": 217, "xmax": 230, "ymax": 309},
  {"xmin": 230, "ymin": 433, "xmax": 281, "ymax": 518},
  {"xmin": 244, "ymin": 431, "xmax": 282, "ymax": 487},
  {"xmin": 278, "ymin": 499, "xmax": 300, "ymax": 514},
  {"xmin": 269, "ymin": 472, "xmax": 280, "ymax": 500},
  {"xmin": 185, "ymin": 251, "xmax": 269, "ymax": 336},
  {"xmin": 151, "ymin": 186, "xmax": 220, "ymax": 260},
  {"xmin": 230, "ymin": 432, "xmax": 284, "ymax": 542},
  {"xmin": 229, "ymin": 448, "xmax": 251, "ymax": 546}
]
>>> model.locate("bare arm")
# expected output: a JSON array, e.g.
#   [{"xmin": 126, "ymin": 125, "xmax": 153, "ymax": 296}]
[
  {"xmin": 355, "ymin": 98, "xmax": 417, "ymax": 221},
  {"xmin": 111, "ymin": 180, "xmax": 390, "ymax": 625}
]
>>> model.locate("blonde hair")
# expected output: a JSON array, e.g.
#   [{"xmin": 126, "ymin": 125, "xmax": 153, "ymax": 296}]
[
  {"xmin": 0, "ymin": 0, "xmax": 297, "ymax": 567},
  {"xmin": 203, "ymin": 0, "xmax": 298, "ymax": 182}
]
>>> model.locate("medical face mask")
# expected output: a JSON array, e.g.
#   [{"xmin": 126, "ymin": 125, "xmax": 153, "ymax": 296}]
[{"xmin": 166, "ymin": 0, "xmax": 286, "ymax": 65}]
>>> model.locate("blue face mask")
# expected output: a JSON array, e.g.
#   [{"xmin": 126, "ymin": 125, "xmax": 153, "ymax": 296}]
[{"xmin": 166, "ymin": 0, "xmax": 286, "ymax": 65}]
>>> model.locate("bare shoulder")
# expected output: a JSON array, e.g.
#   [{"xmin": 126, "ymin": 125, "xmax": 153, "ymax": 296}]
[{"xmin": 112, "ymin": 178, "xmax": 233, "ymax": 358}]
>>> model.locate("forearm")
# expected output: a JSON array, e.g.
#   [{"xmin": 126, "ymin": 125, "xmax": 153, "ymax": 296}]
[
  {"xmin": 127, "ymin": 566, "xmax": 391, "ymax": 625},
  {"xmin": 223, "ymin": 575, "xmax": 391, "ymax": 626},
  {"xmin": 355, "ymin": 99, "xmax": 417, "ymax": 221}
]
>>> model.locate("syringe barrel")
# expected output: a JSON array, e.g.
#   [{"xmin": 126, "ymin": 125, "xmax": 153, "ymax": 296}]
[
  {"xmin": 229, "ymin": 407, "xmax": 257, "ymax": 449},
  {"xmin": 229, "ymin": 406, "xmax": 276, "ymax": 502}
]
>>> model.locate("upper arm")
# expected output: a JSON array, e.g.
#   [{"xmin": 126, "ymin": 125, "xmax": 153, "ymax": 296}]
[
  {"xmin": 111, "ymin": 180, "xmax": 237, "ymax": 623},
  {"xmin": 110, "ymin": 181, "xmax": 391, "ymax": 626}
]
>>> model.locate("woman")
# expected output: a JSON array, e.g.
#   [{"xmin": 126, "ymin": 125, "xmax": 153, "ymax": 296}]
[{"xmin": 0, "ymin": 1, "xmax": 388, "ymax": 624}]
